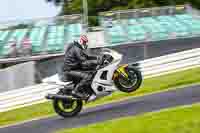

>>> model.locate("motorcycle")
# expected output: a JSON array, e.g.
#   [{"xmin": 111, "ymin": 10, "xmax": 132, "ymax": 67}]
[{"xmin": 43, "ymin": 48, "xmax": 143, "ymax": 118}]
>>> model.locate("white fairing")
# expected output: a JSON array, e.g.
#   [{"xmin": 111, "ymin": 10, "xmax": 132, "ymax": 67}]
[
  {"xmin": 91, "ymin": 48, "xmax": 122, "ymax": 95},
  {"xmin": 42, "ymin": 74, "xmax": 72, "ymax": 86},
  {"xmin": 43, "ymin": 48, "xmax": 123, "ymax": 101}
]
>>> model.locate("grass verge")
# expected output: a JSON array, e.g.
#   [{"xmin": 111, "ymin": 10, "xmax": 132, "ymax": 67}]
[
  {"xmin": 58, "ymin": 103, "xmax": 200, "ymax": 133},
  {"xmin": 0, "ymin": 67, "xmax": 200, "ymax": 127}
]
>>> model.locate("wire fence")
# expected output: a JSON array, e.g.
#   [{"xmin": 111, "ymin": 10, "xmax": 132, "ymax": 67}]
[
  {"xmin": 0, "ymin": 14, "xmax": 85, "ymax": 59},
  {"xmin": 99, "ymin": 4, "xmax": 200, "ymax": 46}
]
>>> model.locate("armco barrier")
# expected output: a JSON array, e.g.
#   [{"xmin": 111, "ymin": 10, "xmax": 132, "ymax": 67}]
[{"xmin": 0, "ymin": 48, "xmax": 199, "ymax": 112}]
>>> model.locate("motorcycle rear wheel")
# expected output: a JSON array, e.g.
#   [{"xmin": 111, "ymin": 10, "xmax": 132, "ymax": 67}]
[
  {"xmin": 114, "ymin": 67, "xmax": 142, "ymax": 93},
  {"xmin": 53, "ymin": 92, "xmax": 83, "ymax": 118}
]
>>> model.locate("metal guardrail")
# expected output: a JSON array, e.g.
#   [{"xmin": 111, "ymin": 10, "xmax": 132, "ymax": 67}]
[{"xmin": 0, "ymin": 48, "xmax": 199, "ymax": 112}]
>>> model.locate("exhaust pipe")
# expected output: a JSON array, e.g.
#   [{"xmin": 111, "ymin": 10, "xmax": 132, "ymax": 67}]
[{"xmin": 45, "ymin": 94, "xmax": 78, "ymax": 100}]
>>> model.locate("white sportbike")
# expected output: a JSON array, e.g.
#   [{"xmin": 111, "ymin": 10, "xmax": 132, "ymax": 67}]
[{"xmin": 44, "ymin": 48, "xmax": 142, "ymax": 117}]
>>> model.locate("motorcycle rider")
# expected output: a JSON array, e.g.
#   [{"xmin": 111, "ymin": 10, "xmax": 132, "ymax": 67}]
[{"xmin": 62, "ymin": 35, "xmax": 102, "ymax": 99}]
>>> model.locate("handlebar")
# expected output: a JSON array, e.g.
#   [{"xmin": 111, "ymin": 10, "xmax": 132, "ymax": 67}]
[{"xmin": 96, "ymin": 56, "xmax": 111, "ymax": 70}]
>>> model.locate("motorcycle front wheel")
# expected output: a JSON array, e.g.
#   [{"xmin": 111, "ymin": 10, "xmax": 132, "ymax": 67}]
[
  {"xmin": 53, "ymin": 92, "xmax": 83, "ymax": 118},
  {"xmin": 114, "ymin": 67, "xmax": 142, "ymax": 93}
]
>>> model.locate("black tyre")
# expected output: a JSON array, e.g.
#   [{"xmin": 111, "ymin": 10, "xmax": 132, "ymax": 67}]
[
  {"xmin": 53, "ymin": 92, "xmax": 83, "ymax": 118},
  {"xmin": 114, "ymin": 67, "xmax": 142, "ymax": 93}
]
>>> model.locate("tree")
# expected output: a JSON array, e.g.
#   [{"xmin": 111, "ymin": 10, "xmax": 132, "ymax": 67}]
[{"xmin": 44, "ymin": 0, "xmax": 200, "ymax": 26}]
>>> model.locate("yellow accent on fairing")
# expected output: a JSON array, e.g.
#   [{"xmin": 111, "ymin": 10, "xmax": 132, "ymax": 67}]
[{"xmin": 112, "ymin": 64, "xmax": 128, "ymax": 80}]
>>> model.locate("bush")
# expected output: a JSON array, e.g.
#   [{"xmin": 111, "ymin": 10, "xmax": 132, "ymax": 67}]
[{"xmin": 88, "ymin": 16, "xmax": 99, "ymax": 26}]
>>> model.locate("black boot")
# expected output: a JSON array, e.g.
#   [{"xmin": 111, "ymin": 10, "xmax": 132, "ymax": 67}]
[
  {"xmin": 72, "ymin": 83, "xmax": 88, "ymax": 99},
  {"xmin": 71, "ymin": 72, "xmax": 93, "ymax": 99}
]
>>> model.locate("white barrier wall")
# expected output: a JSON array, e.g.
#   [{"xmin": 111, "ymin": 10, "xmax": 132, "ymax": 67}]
[{"xmin": 0, "ymin": 61, "xmax": 35, "ymax": 93}]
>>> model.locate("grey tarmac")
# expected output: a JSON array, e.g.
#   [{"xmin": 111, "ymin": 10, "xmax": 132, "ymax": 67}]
[{"xmin": 0, "ymin": 84, "xmax": 200, "ymax": 133}]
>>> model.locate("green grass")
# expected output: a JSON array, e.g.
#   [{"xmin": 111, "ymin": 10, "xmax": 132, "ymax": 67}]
[
  {"xmin": 0, "ymin": 67, "xmax": 200, "ymax": 127},
  {"xmin": 58, "ymin": 103, "xmax": 200, "ymax": 133}
]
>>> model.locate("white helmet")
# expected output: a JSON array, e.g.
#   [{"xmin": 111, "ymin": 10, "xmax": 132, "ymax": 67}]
[{"xmin": 78, "ymin": 35, "xmax": 89, "ymax": 49}]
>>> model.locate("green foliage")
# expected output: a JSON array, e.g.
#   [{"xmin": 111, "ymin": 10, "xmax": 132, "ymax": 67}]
[
  {"xmin": 46, "ymin": 0, "xmax": 200, "ymax": 26},
  {"xmin": 189, "ymin": 0, "xmax": 200, "ymax": 9},
  {"xmin": 7, "ymin": 24, "xmax": 29, "ymax": 30},
  {"xmin": 88, "ymin": 16, "xmax": 98, "ymax": 26}
]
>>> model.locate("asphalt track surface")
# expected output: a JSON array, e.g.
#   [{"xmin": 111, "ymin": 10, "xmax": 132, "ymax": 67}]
[{"xmin": 0, "ymin": 84, "xmax": 200, "ymax": 133}]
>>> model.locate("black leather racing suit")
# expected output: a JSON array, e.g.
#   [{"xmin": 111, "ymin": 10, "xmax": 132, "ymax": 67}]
[{"xmin": 62, "ymin": 41, "xmax": 100, "ymax": 97}]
